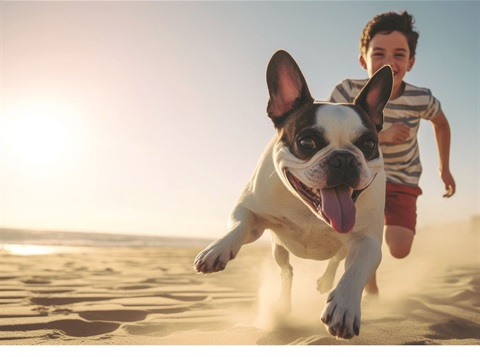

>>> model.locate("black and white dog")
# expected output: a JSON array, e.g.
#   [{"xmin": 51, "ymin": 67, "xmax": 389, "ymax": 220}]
[{"xmin": 194, "ymin": 50, "xmax": 392, "ymax": 339}]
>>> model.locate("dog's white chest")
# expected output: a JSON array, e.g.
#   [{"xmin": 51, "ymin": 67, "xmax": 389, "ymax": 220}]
[{"xmin": 265, "ymin": 215, "xmax": 345, "ymax": 260}]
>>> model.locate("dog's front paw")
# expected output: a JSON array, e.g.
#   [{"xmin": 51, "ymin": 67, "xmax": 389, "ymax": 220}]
[
  {"xmin": 320, "ymin": 289, "xmax": 361, "ymax": 339},
  {"xmin": 193, "ymin": 240, "xmax": 240, "ymax": 274}
]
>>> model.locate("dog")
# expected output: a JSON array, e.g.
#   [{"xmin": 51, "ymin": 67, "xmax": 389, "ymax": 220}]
[{"xmin": 194, "ymin": 50, "xmax": 393, "ymax": 339}]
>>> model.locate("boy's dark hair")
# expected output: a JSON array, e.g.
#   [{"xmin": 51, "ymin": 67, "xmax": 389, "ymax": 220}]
[{"xmin": 360, "ymin": 11, "xmax": 419, "ymax": 58}]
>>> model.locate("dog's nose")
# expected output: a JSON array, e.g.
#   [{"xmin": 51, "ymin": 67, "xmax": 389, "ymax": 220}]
[
  {"xmin": 328, "ymin": 152, "xmax": 356, "ymax": 169},
  {"xmin": 327, "ymin": 152, "xmax": 359, "ymax": 187}
]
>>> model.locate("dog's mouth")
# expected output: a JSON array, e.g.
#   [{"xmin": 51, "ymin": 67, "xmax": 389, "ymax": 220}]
[{"xmin": 286, "ymin": 171, "xmax": 361, "ymax": 233}]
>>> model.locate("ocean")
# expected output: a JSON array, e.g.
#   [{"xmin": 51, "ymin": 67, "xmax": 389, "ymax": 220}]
[{"xmin": 0, "ymin": 227, "xmax": 213, "ymax": 254}]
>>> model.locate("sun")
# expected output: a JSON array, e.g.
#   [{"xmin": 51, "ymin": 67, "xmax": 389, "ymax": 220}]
[{"xmin": 4, "ymin": 100, "xmax": 72, "ymax": 168}]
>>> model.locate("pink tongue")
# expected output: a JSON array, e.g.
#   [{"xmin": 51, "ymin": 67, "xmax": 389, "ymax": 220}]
[{"xmin": 320, "ymin": 185, "xmax": 356, "ymax": 233}]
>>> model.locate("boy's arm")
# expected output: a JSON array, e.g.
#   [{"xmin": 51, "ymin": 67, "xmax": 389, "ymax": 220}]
[
  {"xmin": 378, "ymin": 122, "xmax": 410, "ymax": 144},
  {"xmin": 430, "ymin": 110, "xmax": 456, "ymax": 198}
]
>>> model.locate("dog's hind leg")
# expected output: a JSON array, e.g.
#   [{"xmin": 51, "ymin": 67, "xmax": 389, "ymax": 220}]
[
  {"xmin": 273, "ymin": 240, "xmax": 293, "ymax": 315},
  {"xmin": 316, "ymin": 246, "xmax": 347, "ymax": 294}
]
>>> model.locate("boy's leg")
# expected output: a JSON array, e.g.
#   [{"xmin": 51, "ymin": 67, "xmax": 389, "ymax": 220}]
[
  {"xmin": 384, "ymin": 182, "xmax": 421, "ymax": 257},
  {"xmin": 385, "ymin": 225, "xmax": 415, "ymax": 258},
  {"xmin": 365, "ymin": 183, "xmax": 420, "ymax": 295},
  {"xmin": 365, "ymin": 225, "xmax": 415, "ymax": 295},
  {"xmin": 365, "ymin": 272, "xmax": 378, "ymax": 295}
]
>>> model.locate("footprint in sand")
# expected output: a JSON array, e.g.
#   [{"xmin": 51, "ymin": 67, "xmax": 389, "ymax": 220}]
[
  {"xmin": 49, "ymin": 320, "xmax": 120, "ymax": 337},
  {"xmin": 427, "ymin": 318, "xmax": 480, "ymax": 340},
  {"xmin": 0, "ymin": 319, "xmax": 120, "ymax": 338},
  {"xmin": 21, "ymin": 277, "xmax": 52, "ymax": 284},
  {"xmin": 79, "ymin": 310, "xmax": 148, "ymax": 322}
]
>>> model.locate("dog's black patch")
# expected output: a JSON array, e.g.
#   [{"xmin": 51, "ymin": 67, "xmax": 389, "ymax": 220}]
[{"xmin": 277, "ymin": 103, "xmax": 329, "ymax": 161}]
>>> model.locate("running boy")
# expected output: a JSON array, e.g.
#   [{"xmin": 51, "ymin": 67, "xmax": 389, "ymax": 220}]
[{"xmin": 328, "ymin": 11, "xmax": 456, "ymax": 294}]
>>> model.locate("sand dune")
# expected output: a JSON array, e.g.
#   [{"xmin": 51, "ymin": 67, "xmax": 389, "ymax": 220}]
[{"xmin": 0, "ymin": 220, "xmax": 478, "ymax": 347}]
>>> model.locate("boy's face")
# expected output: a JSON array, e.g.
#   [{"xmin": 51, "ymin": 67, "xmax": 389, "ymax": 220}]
[{"xmin": 359, "ymin": 31, "xmax": 415, "ymax": 97}]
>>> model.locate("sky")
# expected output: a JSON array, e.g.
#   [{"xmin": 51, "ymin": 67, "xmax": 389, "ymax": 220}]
[{"xmin": 1, "ymin": 1, "xmax": 479, "ymax": 239}]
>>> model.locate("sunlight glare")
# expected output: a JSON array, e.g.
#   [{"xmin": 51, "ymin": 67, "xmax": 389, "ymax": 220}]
[
  {"xmin": 0, "ymin": 244, "xmax": 85, "ymax": 255},
  {"xmin": 5, "ymin": 100, "xmax": 72, "ymax": 168},
  {"xmin": 0, "ymin": 244, "xmax": 58, "ymax": 255}
]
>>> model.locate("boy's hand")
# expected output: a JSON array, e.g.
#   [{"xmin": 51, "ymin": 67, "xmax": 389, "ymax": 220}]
[
  {"xmin": 379, "ymin": 123, "xmax": 410, "ymax": 144},
  {"xmin": 441, "ymin": 170, "xmax": 456, "ymax": 198}
]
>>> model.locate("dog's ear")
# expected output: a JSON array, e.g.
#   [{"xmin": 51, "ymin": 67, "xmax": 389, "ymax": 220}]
[
  {"xmin": 266, "ymin": 50, "xmax": 313, "ymax": 127},
  {"xmin": 353, "ymin": 65, "xmax": 393, "ymax": 132}
]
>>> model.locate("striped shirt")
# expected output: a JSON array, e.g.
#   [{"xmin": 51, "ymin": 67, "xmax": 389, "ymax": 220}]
[{"xmin": 328, "ymin": 79, "xmax": 441, "ymax": 186}]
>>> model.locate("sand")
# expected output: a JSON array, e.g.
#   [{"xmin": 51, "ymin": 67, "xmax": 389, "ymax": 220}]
[{"xmin": 0, "ymin": 220, "xmax": 479, "ymax": 349}]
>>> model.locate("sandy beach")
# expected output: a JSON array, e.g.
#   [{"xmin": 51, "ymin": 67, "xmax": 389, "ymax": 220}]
[{"xmin": 0, "ymin": 220, "xmax": 479, "ymax": 347}]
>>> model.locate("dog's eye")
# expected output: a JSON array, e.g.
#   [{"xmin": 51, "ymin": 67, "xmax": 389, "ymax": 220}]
[
  {"xmin": 362, "ymin": 140, "xmax": 376, "ymax": 151},
  {"xmin": 298, "ymin": 137, "xmax": 316, "ymax": 150},
  {"xmin": 355, "ymin": 135, "xmax": 379, "ymax": 160}
]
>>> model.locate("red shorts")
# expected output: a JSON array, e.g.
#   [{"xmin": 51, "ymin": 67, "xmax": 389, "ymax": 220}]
[{"xmin": 384, "ymin": 181, "xmax": 422, "ymax": 233}]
